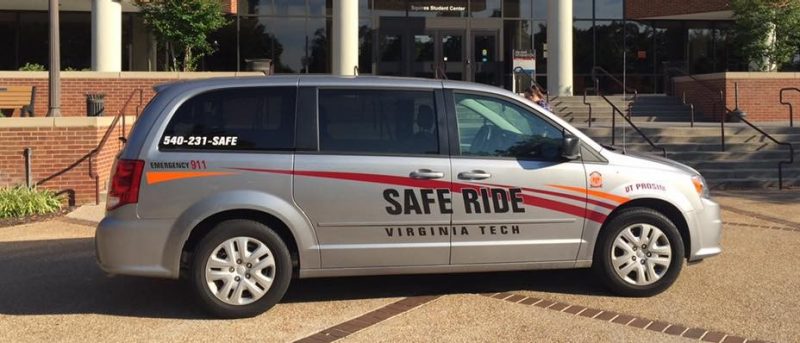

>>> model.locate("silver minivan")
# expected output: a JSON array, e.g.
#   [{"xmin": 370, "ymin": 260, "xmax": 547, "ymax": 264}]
[{"xmin": 96, "ymin": 75, "xmax": 721, "ymax": 318}]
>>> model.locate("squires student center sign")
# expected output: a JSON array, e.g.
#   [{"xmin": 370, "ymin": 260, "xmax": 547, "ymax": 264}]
[{"xmin": 410, "ymin": 4, "xmax": 467, "ymax": 12}]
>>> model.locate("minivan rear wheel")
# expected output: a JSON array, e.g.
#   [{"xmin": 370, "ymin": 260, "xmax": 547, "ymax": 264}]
[
  {"xmin": 191, "ymin": 219, "xmax": 292, "ymax": 318},
  {"xmin": 593, "ymin": 207, "xmax": 684, "ymax": 296}
]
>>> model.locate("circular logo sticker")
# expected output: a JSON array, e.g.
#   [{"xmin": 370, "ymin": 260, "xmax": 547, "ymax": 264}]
[{"xmin": 589, "ymin": 171, "xmax": 603, "ymax": 188}]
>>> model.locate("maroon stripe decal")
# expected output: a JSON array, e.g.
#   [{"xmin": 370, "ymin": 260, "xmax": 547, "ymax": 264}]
[{"xmin": 230, "ymin": 168, "xmax": 607, "ymax": 223}]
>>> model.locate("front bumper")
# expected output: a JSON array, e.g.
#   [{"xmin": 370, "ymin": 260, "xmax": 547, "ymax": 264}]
[
  {"xmin": 95, "ymin": 213, "xmax": 177, "ymax": 278},
  {"xmin": 686, "ymin": 197, "xmax": 722, "ymax": 261}
]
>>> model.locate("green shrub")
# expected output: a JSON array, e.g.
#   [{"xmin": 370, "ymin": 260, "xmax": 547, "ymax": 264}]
[
  {"xmin": 18, "ymin": 63, "xmax": 46, "ymax": 71},
  {"xmin": 0, "ymin": 186, "xmax": 62, "ymax": 219}
]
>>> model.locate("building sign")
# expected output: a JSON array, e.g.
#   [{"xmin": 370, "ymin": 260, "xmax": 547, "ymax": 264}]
[
  {"xmin": 512, "ymin": 49, "xmax": 536, "ymax": 74},
  {"xmin": 409, "ymin": 4, "xmax": 467, "ymax": 12}
]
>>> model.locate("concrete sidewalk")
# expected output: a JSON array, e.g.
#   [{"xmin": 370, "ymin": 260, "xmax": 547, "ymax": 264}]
[{"xmin": 2, "ymin": 193, "xmax": 798, "ymax": 342}]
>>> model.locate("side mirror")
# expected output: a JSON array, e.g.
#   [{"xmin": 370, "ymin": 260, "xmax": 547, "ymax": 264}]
[{"xmin": 562, "ymin": 133, "xmax": 581, "ymax": 160}]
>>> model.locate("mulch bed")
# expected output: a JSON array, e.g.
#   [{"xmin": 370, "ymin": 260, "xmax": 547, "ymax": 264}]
[{"xmin": 0, "ymin": 207, "xmax": 74, "ymax": 228}]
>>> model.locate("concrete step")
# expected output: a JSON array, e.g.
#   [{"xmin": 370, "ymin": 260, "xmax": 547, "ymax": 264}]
[
  {"xmin": 577, "ymin": 125, "xmax": 800, "ymax": 136},
  {"xmin": 586, "ymin": 134, "xmax": 800, "ymax": 145},
  {"xmin": 694, "ymin": 168, "xmax": 800, "ymax": 179},
  {"xmin": 708, "ymin": 178, "xmax": 800, "ymax": 190},
  {"xmin": 592, "ymin": 142, "xmax": 790, "ymax": 152}
]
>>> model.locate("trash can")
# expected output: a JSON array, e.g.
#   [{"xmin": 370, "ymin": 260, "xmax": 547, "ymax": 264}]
[
  {"xmin": 86, "ymin": 93, "xmax": 106, "ymax": 117},
  {"xmin": 245, "ymin": 58, "xmax": 273, "ymax": 75}
]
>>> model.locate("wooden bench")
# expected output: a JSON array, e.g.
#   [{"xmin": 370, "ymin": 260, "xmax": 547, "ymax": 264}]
[{"xmin": 0, "ymin": 86, "xmax": 36, "ymax": 117}]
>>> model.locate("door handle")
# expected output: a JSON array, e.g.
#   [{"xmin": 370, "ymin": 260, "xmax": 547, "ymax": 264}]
[
  {"xmin": 458, "ymin": 170, "xmax": 492, "ymax": 180},
  {"xmin": 410, "ymin": 169, "xmax": 445, "ymax": 179}
]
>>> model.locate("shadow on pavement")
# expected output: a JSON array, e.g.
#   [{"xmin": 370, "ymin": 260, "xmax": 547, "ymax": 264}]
[{"xmin": 0, "ymin": 238, "xmax": 610, "ymax": 319}]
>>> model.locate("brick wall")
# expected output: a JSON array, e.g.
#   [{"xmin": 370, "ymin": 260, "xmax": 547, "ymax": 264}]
[
  {"xmin": 673, "ymin": 72, "xmax": 800, "ymax": 122},
  {"xmin": 0, "ymin": 71, "xmax": 262, "ymax": 117},
  {"xmin": 626, "ymin": 0, "xmax": 730, "ymax": 19},
  {"xmin": 0, "ymin": 117, "xmax": 133, "ymax": 205}
]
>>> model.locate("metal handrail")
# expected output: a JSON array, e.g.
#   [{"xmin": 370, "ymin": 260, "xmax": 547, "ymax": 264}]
[
  {"xmin": 583, "ymin": 87, "xmax": 594, "ymax": 127},
  {"xmin": 432, "ymin": 62, "xmax": 448, "ymax": 80},
  {"xmin": 681, "ymin": 91, "xmax": 695, "ymax": 127},
  {"xmin": 780, "ymin": 87, "xmax": 800, "ymax": 127},
  {"xmin": 664, "ymin": 67, "xmax": 726, "ymax": 149},
  {"xmin": 731, "ymin": 111, "xmax": 795, "ymax": 190},
  {"xmin": 597, "ymin": 92, "xmax": 667, "ymax": 157},
  {"xmin": 591, "ymin": 66, "xmax": 637, "ymax": 101},
  {"xmin": 36, "ymin": 89, "xmax": 144, "ymax": 204}
]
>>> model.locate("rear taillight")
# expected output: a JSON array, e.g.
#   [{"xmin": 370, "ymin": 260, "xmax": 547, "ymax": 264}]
[{"xmin": 107, "ymin": 159, "xmax": 145, "ymax": 211}]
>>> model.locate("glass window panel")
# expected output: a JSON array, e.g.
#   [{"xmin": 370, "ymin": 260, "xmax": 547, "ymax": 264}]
[
  {"xmin": 373, "ymin": 0, "xmax": 408, "ymax": 17},
  {"xmin": 454, "ymin": 93, "xmax": 562, "ymax": 159},
  {"xmin": 595, "ymin": 20, "xmax": 624, "ymax": 74},
  {"xmin": 471, "ymin": 0, "xmax": 501, "ymax": 18},
  {"xmin": 654, "ymin": 21, "xmax": 685, "ymax": 72},
  {"xmin": 18, "ymin": 13, "xmax": 48, "ymax": 68},
  {"xmin": 240, "ymin": 0, "xmax": 274, "ymax": 15},
  {"xmin": 358, "ymin": 18, "xmax": 374, "ymax": 73},
  {"xmin": 414, "ymin": 34, "xmax": 434, "ymax": 61},
  {"xmin": 595, "ymin": 0, "xmax": 623, "ymax": 19},
  {"xmin": 160, "ymin": 87, "xmax": 297, "ymax": 151},
  {"xmin": 573, "ymin": 20, "xmax": 594, "ymax": 74},
  {"xmin": 203, "ymin": 16, "xmax": 238, "ymax": 71},
  {"xmin": 573, "ymin": 0, "xmax": 593, "ymax": 19},
  {"xmin": 442, "ymin": 34, "xmax": 463, "ymax": 62},
  {"xmin": 0, "ymin": 13, "xmax": 16, "ymax": 69},
  {"xmin": 275, "ymin": 0, "xmax": 307, "ymax": 16},
  {"xmin": 307, "ymin": 17, "xmax": 330, "ymax": 73},
  {"xmin": 625, "ymin": 21, "xmax": 654, "ymax": 74},
  {"xmin": 503, "ymin": 0, "xmax": 530, "ymax": 18},
  {"xmin": 318, "ymin": 89, "xmax": 439, "ymax": 155},
  {"xmin": 379, "ymin": 34, "xmax": 402, "ymax": 62},
  {"xmin": 531, "ymin": 0, "xmax": 548, "ymax": 19}
]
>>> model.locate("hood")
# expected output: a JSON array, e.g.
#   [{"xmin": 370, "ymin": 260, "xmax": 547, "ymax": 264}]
[{"xmin": 604, "ymin": 149, "xmax": 701, "ymax": 176}]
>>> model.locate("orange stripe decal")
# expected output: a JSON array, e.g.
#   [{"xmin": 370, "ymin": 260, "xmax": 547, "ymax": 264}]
[
  {"xmin": 548, "ymin": 185, "xmax": 630, "ymax": 205},
  {"xmin": 146, "ymin": 171, "xmax": 235, "ymax": 185}
]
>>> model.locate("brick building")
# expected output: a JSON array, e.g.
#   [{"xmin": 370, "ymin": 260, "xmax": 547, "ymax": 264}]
[{"xmin": 1, "ymin": 1, "xmax": 749, "ymax": 94}]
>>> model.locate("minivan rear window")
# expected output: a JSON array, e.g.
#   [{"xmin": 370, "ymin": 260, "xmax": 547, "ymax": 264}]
[
  {"xmin": 318, "ymin": 89, "xmax": 438, "ymax": 155},
  {"xmin": 159, "ymin": 87, "xmax": 296, "ymax": 151}
]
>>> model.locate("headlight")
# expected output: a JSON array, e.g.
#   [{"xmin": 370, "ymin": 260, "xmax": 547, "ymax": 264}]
[{"xmin": 691, "ymin": 175, "xmax": 710, "ymax": 198}]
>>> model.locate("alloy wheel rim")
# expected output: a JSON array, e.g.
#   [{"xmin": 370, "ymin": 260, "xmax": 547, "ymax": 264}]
[
  {"xmin": 205, "ymin": 236, "xmax": 276, "ymax": 305},
  {"xmin": 611, "ymin": 223, "xmax": 672, "ymax": 286}
]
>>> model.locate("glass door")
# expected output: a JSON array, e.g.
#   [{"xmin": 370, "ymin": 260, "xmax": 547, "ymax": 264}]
[
  {"xmin": 471, "ymin": 31, "xmax": 501, "ymax": 86},
  {"xmin": 438, "ymin": 31, "xmax": 465, "ymax": 81},
  {"xmin": 412, "ymin": 33, "xmax": 435, "ymax": 78}
]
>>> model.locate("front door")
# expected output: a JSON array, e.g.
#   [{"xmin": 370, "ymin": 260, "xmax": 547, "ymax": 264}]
[
  {"xmin": 471, "ymin": 31, "xmax": 501, "ymax": 86},
  {"xmin": 293, "ymin": 87, "xmax": 452, "ymax": 268},
  {"xmin": 446, "ymin": 90, "xmax": 588, "ymax": 264},
  {"xmin": 438, "ymin": 31, "xmax": 466, "ymax": 80}
]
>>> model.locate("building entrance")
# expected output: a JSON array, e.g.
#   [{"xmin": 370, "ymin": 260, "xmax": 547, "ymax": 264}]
[{"xmin": 377, "ymin": 17, "xmax": 501, "ymax": 86}]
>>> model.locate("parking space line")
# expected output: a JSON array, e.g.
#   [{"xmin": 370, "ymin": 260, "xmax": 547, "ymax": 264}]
[
  {"xmin": 56, "ymin": 217, "xmax": 100, "ymax": 227},
  {"xmin": 293, "ymin": 295, "xmax": 441, "ymax": 343},
  {"xmin": 480, "ymin": 292, "xmax": 765, "ymax": 343},
  {"xmin": 721, "ymin": 204, "xmax": 800, "ymax": 231}
]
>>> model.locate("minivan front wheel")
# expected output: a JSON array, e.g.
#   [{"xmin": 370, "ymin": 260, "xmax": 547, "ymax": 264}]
[
  {"xmin": 594, "ymin": 208, "xmax": 684, "ymax": 296},
  {"xmin": 191, "ymin": 219, "xmax": 292, "ymax": 318}
]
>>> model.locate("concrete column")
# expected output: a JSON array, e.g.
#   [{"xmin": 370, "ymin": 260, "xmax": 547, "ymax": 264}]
[
  {"xmin": 547, "ymin": 0, "xmax": 573, "ymax": 96},
  {"xmin": 47, "ymin": 0, "xmax": 61, "ymax": 117},
  {"xmin": 91, "ymin": 0, "xmax": 122, "ymax": 72},
  {"xmin": 332, "ymin": 0, "xmax": 358, "ymax": 75}
]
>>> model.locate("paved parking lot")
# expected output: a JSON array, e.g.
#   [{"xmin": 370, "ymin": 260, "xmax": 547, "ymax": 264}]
[{"xmin": 1, "ymin": 191, "xmax": 798, "ymax": 343}]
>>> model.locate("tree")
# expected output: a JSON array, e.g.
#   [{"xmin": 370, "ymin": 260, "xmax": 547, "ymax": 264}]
[
  {"xmin": 134, "ymin": 0, "xmax": 229, "ymax": 71},
  {"xmin": 731, "ymin": 0, "xmax": 800, "ymax": 71}
]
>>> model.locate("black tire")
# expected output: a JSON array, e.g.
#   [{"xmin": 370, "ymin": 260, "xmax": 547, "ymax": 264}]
[
  {"xmin": 191, "ymin": 219, "xmax": 292, "ymax": 318},
  {"xmin": 593, "ymin": 207, "xmax": 685, "ymax": 297}
]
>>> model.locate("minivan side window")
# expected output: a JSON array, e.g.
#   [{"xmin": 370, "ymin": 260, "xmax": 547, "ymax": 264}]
[
  {"xmin": 454, "ymin": 92, "xmax": 563, "ymax": 160},
  {"xmin": 318, "ymin": 89, "xmax": 438, "ymax": 155},
  {"xmin": 160, "ymin": 87, "xmax": 296, "ymax": 151}
]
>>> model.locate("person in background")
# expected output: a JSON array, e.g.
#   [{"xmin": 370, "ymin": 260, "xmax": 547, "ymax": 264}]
[{"xmin": 523, "ymin": 86, "xmax": 552, "ymax": 112}]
